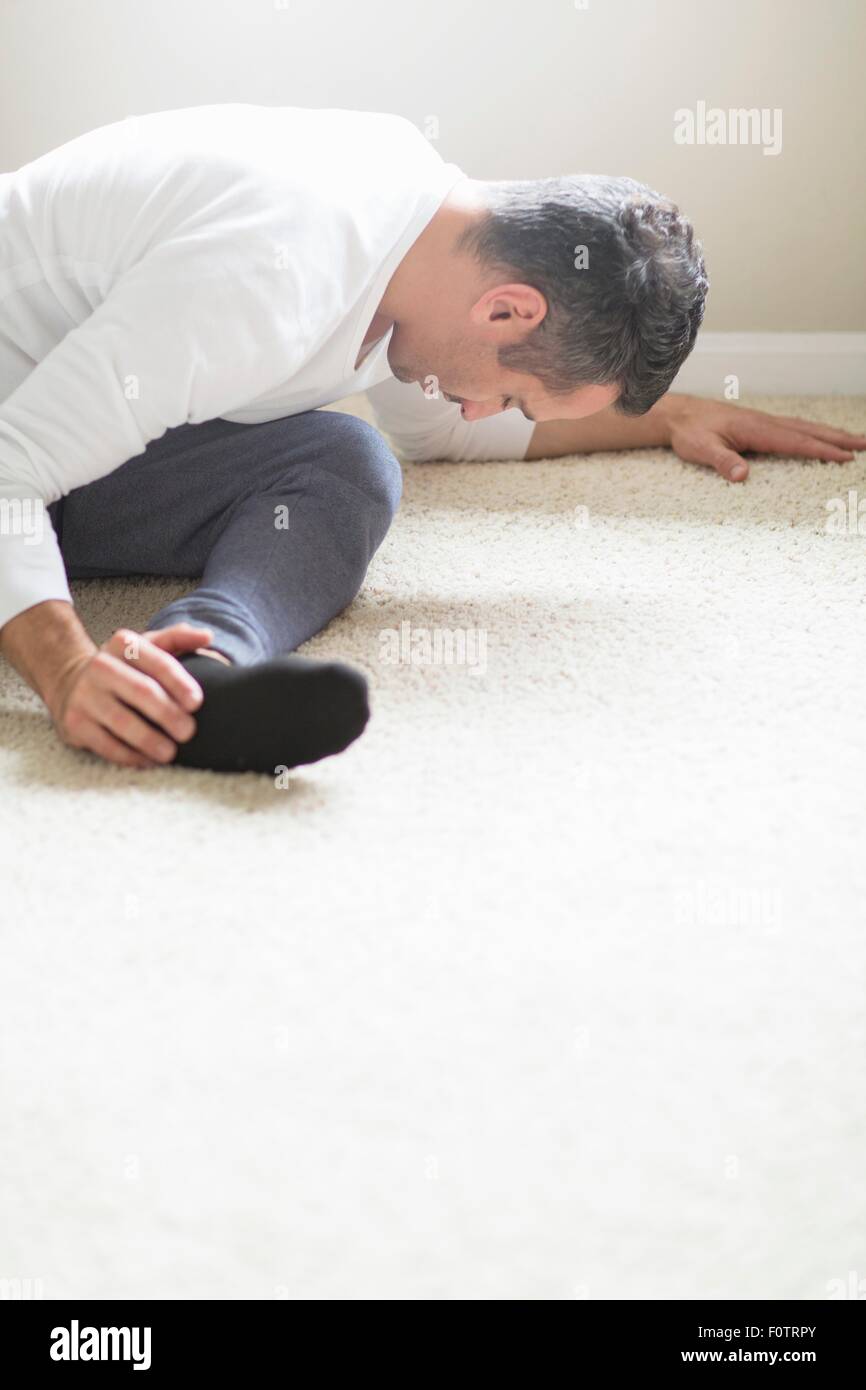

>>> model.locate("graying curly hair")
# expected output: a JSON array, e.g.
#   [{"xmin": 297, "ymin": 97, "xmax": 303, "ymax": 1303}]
[{"xmin": 457, "ymin": 175, "xmax": 708, "ymax": 415}]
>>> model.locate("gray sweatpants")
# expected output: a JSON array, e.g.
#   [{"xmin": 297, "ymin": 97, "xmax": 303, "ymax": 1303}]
[{"xmin": 47, "ymin": 410, "xmax": 403, "ymax": 665}]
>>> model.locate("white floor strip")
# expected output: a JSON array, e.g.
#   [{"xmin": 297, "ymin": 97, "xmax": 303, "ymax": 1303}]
[{"xmin": 674, "ymin": 332, "xmax": 866, "ymax": 396}]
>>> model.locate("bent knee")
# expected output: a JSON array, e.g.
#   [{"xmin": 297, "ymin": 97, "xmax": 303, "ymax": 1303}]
[{"xmin": 315, "ymin": 411, "xmax": 403, "ymax": 520}]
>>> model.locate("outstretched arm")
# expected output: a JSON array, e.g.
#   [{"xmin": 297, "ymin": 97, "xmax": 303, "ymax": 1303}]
[
  {"xmin": 527, "ymin": 393, "xmax": 866, "ymax": 481},
  {"xmin": 369, "ymin": 379, "xmax": 865, "ymax": 477}
]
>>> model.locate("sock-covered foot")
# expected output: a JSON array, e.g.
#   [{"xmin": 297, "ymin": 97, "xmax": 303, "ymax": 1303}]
[{"xmin": 172, "ymin": 653, "xmax": 370, "ymax": 773}]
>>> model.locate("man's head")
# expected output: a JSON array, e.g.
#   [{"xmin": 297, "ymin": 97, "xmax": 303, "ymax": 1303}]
[{"xmin": 386, "ymin": 174, "xmax": 708, "ymax": 424}]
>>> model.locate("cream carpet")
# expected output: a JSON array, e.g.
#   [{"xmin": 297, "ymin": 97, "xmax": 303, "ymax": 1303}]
[{"xmin": 2, "ymin": 393, "xmax": 865, "ymax": 1302}]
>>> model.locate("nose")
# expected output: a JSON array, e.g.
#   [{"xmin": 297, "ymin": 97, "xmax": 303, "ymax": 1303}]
[{"xmin": 459, "ymin": 399, "xmax": 505, "ymax": 423}]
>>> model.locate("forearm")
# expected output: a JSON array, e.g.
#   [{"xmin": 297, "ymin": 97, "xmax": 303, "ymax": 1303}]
[
  {"xmin": 526, "ymin": 391, "xmax": 692, "ymax": 459},
  {"xmin": 0, "ymin": 599, "xmax": 96, "ymax": 714}
]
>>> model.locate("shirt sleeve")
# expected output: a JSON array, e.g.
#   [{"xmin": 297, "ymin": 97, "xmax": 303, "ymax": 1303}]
[
  {"xmin": 366, "ymin": 376, "xmax": 536, "ymax": 462},
  {"xmin": 0, "ymin": 252, "xmax": 303, "ymax": 631}
]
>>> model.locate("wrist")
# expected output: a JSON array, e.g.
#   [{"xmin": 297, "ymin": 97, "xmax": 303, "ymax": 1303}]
[
  {"xmin": 653, "ymin": 392, "xmax": 693, "ymax": 445},
  {"xmin": 0, "ymin": 599, "xmax": 96, "ymax": 716}
]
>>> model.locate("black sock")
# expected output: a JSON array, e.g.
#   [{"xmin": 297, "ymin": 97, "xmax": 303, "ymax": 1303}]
[{"xmin": 171, "ymin": 653, "xmax": 370, "ymax": 773}]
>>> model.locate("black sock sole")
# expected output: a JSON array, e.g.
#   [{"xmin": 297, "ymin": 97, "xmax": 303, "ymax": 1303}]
[{"xmin": 172, "ymin": 654, "xmax": 370, "ymax": 773}]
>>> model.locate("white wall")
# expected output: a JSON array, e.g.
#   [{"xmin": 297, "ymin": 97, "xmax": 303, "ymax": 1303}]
[{"xmin": 1, "ymin": 0, "xmax": 863, "ymax": 332}]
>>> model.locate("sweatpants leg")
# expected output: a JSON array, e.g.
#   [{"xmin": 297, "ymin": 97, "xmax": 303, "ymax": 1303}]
[{"xmin": 52, "ymin": 410, "xmax": 403, "ymax": 665}]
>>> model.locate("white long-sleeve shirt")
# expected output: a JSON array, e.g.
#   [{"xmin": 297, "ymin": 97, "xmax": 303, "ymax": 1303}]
[{"xmin": 0, "ymin": 105, "xmax": 534, "ymax": 630}]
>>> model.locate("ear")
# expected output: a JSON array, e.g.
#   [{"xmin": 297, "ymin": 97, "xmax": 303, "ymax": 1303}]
[{"xmin": 469, "ymin": 283, "xmax": 547, "ymax": 339}]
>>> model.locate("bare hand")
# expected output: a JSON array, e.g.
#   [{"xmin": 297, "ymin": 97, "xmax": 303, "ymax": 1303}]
[
  {"xmin": 667, "ymin": 398, "xmax": 866, "ymax": 483},
  {"xmin": 51, "ymin": 622, "xmax": 213, "ymax": 768}
]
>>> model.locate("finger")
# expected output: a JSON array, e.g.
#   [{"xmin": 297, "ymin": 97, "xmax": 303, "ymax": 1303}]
[
  {"xmin": 97, "ymin": 640, "xmax": 201, "ymax": 717},
  {"xmin": 144, "ymin": 624, "xmax": 214, "ymax": 654},
  {"xmin": 114, "ymin": 631, "xmax": 206, "ymax": 711},
  {"xmin": 704, "ymin": 446, "xmax": 750, "ymax": 482},
  {"xmin": 70, "ymin": 716, "xmax": 157, "ymax": 770},
  {"xmin": 105, "ymin": 661, "xmax": 197, "ymax": 743},
  {"xmin": 90, "ymin": 690, "xmax": 177, "ymax": 764},
  {"xmin": 766, "ymin": 416, "xmax": 866, "ymax": 448},
  {"xmin": 741, "ymin": 423, "xmax": 855, "ymax": 462}
]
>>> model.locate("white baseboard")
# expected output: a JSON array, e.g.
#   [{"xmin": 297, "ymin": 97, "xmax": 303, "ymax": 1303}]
[{"xmin": 672, "ymin": 332, "xmax": 866, "ymax": 396}]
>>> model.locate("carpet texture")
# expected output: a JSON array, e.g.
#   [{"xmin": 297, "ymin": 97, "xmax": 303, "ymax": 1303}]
[{"xmin": 2, "ymin": 393, "xmax": 865, "ymax": 1301}]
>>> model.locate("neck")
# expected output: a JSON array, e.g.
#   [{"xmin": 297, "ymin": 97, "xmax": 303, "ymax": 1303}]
[{"xmin": 376, "ymin": 176, "xmax": 490, "ymax": 327}]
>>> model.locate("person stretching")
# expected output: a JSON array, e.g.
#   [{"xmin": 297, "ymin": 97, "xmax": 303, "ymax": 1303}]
[{"xmin": 1, "ymin": 106, "xmax": 862, "ymax": 771}]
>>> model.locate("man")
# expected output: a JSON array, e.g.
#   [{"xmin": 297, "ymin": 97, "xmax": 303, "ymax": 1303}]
[{"xmin": 1, "ymin": 105, "xmax": 862, "ymax": 772}]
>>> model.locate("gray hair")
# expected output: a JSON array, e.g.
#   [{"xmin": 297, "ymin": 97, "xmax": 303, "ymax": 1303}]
[{"xmin": 457, "ymin": 175, "xmax": 708, "ymax": 415}]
